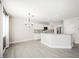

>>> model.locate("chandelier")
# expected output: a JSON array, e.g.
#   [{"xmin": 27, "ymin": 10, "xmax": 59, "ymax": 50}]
[{"xmin": 25, "ymin": 12, "xmax": 34, "ymax": 27}]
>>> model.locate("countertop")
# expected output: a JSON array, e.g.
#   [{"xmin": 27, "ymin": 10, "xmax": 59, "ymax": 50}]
[{"xmin": 34, "ymin": 29, "xmax": 54, "ymax": 33}]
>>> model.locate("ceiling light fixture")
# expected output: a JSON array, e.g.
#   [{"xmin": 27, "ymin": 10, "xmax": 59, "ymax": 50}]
[{"xmin": 25, "ymin": 12, "xmax": 34, "ymax": 28}]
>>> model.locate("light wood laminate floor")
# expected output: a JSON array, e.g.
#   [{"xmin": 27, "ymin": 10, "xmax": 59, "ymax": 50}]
[{"xmin": 3, "ymin": 40, "xmax": 79, "ymax": 58}]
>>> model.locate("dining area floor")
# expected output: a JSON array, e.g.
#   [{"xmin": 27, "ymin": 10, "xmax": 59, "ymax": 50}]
[{"xmin": 3, "ymin": 40, "xmax": 79, "ymax": 58}]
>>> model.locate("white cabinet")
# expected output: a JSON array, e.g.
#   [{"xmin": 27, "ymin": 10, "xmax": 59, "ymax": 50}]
[
  {"xmin": 41, "ymin": 33, "xmax": 73, "ymax": 48},
  {"xmin": 34, "ymin": 33, "xmax": 41, "ymax": 40}
]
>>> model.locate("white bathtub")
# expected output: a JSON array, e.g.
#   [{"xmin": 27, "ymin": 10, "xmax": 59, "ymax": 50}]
[{"xmin": 41, "ymin": 33, "xmax": 73, "ymax": 48}]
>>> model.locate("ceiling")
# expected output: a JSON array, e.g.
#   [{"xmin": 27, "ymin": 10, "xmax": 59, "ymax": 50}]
[{"xmin": 2, "ymin": 0, "xmax": 79, "ymax": 23}]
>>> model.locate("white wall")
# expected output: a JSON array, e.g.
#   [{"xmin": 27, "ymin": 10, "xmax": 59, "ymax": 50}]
[
  {"xmin": 9, "ymin": 16, "xmax": 64, "ymax": 43},
  {"xmin": 9, "ymin": 17, "xmax": 34, "ymax": 43},
  {"xmin": 63, "ymin": 17, "xmax": 79, "ymax": 43},
  {"xmin": 64, "ymin": 20, "xmax": 75, "ymax": 34}
]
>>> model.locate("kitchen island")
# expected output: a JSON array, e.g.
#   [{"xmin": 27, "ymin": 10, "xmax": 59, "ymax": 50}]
[{"xmin": 41, "ymin": 33, "xmax": 73, "ymax": 48}]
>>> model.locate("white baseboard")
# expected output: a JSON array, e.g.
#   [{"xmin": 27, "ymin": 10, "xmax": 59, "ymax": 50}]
[{"xmin": 9, "ymin": 39, "xmax": 35, "ymax": 44}]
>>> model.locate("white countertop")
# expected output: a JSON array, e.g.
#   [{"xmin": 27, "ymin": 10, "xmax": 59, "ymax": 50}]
[{"xmin": 41, "ymin": 33, "xmax": 71, "ymax": 35}]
